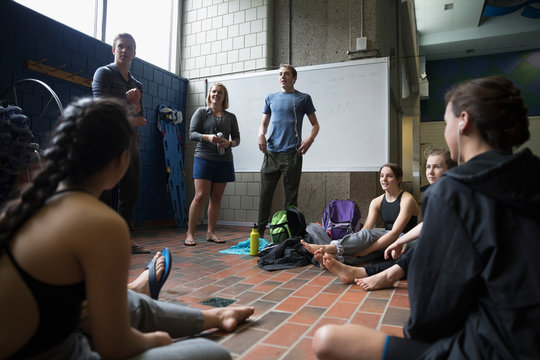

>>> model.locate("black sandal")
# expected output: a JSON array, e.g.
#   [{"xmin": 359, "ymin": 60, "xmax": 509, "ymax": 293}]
[{"xmin": 132, "ymin": 244, "xmax": 151, "ymax": 254}]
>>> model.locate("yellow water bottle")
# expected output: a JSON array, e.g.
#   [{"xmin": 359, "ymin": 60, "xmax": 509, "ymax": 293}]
[{"xmin": 250, "ymin": 224, "xmax": 259, "ymax": 256}]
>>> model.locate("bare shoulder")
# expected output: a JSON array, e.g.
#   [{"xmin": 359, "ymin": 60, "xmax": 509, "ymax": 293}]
[
  {"xmin": 370, "ymin": 194, "xmax": 384, "ymax": 209},
  {"xmin": 401, "ymin": 191, "xmax": 420, "ymax": 214},
  {"xmin": 48, "ymin": 193, "xmax": 129, "ymax": 246}
]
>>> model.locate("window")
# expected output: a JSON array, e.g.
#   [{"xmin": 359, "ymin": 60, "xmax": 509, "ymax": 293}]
[
  {"xmin": 15, "ymin": 0, "xmax": 178, "ymax": 72},
  {"xmin": 105, "ymin": 0, "xmax": 178, "ymax": 72}
]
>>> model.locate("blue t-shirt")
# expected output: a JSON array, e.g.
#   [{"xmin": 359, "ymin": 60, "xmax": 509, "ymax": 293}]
[{"xmin": 263, "ymin": 90, "xmax": 316, "ymax": 153}]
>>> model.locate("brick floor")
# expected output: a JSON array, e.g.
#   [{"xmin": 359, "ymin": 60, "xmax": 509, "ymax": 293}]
[{"xmin": 130, "ymin": 224, "xmax": 409, "ymax": 359}]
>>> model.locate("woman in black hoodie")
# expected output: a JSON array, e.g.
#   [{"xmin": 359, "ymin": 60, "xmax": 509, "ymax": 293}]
[{"xmin": 312, "ymin": 76, "xmax": 540, "ymax": 360}]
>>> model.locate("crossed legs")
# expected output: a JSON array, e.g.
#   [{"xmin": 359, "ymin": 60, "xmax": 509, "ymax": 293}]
[{"xmin": 321, "ymin": 254, "xmax": 405, "ymax": 291}]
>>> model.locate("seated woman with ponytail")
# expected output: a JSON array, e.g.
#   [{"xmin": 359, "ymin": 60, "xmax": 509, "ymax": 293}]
[
  {"xmin": 312, "ymin": 76, "xmax": 540, "ymax": 359},
  {"xmin": 0, "ymin": 97, "xmax": 253, "ymax": 359}
]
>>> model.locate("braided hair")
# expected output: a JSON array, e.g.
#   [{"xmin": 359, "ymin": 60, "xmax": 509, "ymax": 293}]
[
  {"xmin": 445, "ymin": 76, "xmax": 530, "ymax": 152},
  {"xmin": 0, "ymin": 97, "xmax": 134, "ymax": 252}
]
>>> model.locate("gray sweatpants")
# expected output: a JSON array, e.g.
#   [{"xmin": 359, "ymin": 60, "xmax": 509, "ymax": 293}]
[
  {"xmin": 28, "ymin": 290, "xmax": 231, "ymax": 359},
  {"xmin": 127, "ymin": 290, "xmax": 231, "ymax": 359},
  {"xmin": 331, "ymin": 228, "xmax": 388, "ymax": 265}
]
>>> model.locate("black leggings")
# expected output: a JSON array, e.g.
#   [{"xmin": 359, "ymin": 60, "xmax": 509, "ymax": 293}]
[{"xmin": 363, "ymin": 247, "xmax": 413, "ymax": 276}]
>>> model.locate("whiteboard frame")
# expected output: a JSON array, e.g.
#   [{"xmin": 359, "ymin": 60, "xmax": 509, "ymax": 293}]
[{"xmin": 211, "ymin": 58, "xmax": 390, "ymax": 172}]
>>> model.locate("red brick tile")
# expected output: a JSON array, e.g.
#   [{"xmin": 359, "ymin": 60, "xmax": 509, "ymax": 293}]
[
  {"xmin": 221, "ymin": 327, "xmax": 270, "ymax": 355},
  {"xmin": 389, "ymin": 293, "xmax": 410, "ymax": 309},
  {"xmin": 308, "ymin": 274, "xmax": 334, "ymax": 286},
  {"xmin": 262, "ymin": 288, "xmax": 295, "ymax": 302},
  {"xmin": 241, "ymin": 273, "xmax": 273, "ymax": 285},
  {"xmin": 340, "ymin": 288, "xmax": 368, "ymax": 303},
  {"xmin": 263, "ymin": 323, "xmax": 310, "ymax": 347},
  {"xmin": 307, "ymin": 293, "xmax": 339, "ymax": 308},
  {"xmin": 275, "ymin": 296, "xmax": 310, "ymax": 312},
  {"xmin": 218, "ymin": 283, "xmax": 255, "ymax": 296},
  {"xmin": 281, "ymin": 278, "xmax": 309, "ymax": 290},
  {"xmin": 283, "ymin": 337, "xmax": 318, "ymax": 360},
  {"xmin": 236, "ymin": 268, "xmax": 266, "ymax": 278},
  {"xmin": 252, "ymin": 310, "xmax": 291, "ymax": 330},
  {"xmin": 382, "ymin": 307, "xmax": 410, "ymax": 327},
  {"xmin": 270, "ymin": 272, "xmax": 297, "ymax": 283},
  {"xmin": 188, "ymin": 284, "xmax": 225, "ymax": 298},
  {"xmin": 322, "ymin": 281, "xmax": 350, "ymax": 294},
  {"xmin": 294, "ymin": 284, "xmax": 323, "ymax": 298},
  {"xmin": 359, "ymin": 298, "xmax": 387, "ymax": 314},
  {"xmin": 173, "ymin": 295, "xmax": 200, "ymax": 305},
  {"xmin": 234, "ymin": 290, "xmax": 265, "ymax": 305},
  {"xmin": 238, "ymin": 344, "xmax": 287, "ymax": 360},
  {"xmin": 251, "ymin": 281, "xmax": 282, "ymax": 293},
  {"xmin": 288, "ymin": 306, "xmax": 326, "ymax": 325},
  {"xmin": 325, "ymin": 301, "xmax": 359, "ymax": 319},
  {"xmin": 251, "ymin": 300, "xmax": 278, "ymax": 317},
  {"xmin": 367, "ymin": 288, "xmax": 393, "ymax": 299},
  {"xmin": 350, "ymin": 311, "xmax": 382, "ymax": 329}
]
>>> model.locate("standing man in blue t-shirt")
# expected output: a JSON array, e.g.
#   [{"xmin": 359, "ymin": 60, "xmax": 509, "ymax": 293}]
[
  {"xmin": 257, "ymin": 64, "xmax": 320, "ymax": 237},
  {"xmin": 92, "ymin": 33, "xmax": 149, "ymax": 254}
]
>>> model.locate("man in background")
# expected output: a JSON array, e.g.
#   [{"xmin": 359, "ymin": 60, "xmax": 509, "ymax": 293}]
[
  {"xmin": 92, "ymin": 33, "xmax": 149, "ymax": 254},
  {"xmin": 256, "ymin": 64, "xmax": 320, "ymax": 237}
]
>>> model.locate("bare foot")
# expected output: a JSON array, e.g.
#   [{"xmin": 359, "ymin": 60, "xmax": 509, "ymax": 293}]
[
  {"xmin": 355, "ymin": 265, "xmax": 405, "ymax": 291},
  {"xmin": 313, "ymin": 248, "xmax": 326, "ymax": 269},
  {"xmin": 128, "ymin": 251, "xmax": 165, "ymax": 297},
  {"xmin": 202, "ymin": 306, "xmax": 255, "ymax": 332},
  {"xmin": 324, "ymin": 254, "xmax": 367, "ymax": 284},
  {"xmin": 301, "ymin": 240, "xmax": 337, "ymax": 255}
]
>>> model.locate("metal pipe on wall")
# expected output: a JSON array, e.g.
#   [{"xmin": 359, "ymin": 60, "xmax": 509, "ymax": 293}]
[
  {"xmin": 360, "ymin": 0, "xmax": 364, "ymax": 38},
  {"xmin": 288, "ymin": 0, "xmax": 292, "ymax": 64}
]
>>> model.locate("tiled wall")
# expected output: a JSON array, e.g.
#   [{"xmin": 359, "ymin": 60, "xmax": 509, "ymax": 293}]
[
  {"xmin": 181, "ymin": 0, "xmax": 270, "ymax": 79},
  {"xmin": 0, "ymin": 0, "xmax": 188, "ymax": 225}
]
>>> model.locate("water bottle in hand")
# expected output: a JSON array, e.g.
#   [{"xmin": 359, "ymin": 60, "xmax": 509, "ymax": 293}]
[{"xmin": 217, "ymin": 132, "xmax": 225, "ymax": 155}]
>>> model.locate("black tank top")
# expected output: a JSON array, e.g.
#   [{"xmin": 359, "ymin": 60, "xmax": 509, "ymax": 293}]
[
  {"xmin": 5, "ymin": 246, "xmax": 85, "ymax": 358},
  {"xmin": 381, "ymin": 191, "xmax": 417, "ymax": 233}
]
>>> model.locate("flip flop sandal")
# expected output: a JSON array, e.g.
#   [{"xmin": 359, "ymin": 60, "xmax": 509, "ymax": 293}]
[
  {"xmin": 184, "ymin": 239, "xmax": 197, "ymax": 246},
  {"xmin": 147, "ymin": 247, "xmax": 172, "ymax": 300},
  {"xmin": 207, "ymin": 238, "xmax": 226, "ymax": 243}
]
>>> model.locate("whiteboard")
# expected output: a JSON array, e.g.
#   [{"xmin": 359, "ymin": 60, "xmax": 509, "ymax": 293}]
[{"xmin": 213, "ymin": 58, "xmax": 389, "ymax": 171}]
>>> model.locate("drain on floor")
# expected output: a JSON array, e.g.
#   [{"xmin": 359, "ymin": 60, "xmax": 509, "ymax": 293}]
[{"xmin": 200, "ymin": 297, "xmax": 237, "ymax": 307}]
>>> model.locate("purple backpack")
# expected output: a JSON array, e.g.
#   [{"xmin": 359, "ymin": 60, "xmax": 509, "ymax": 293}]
[{"xmin": 322, "ymin": 200, "xmax": 362, "ymax": 240}]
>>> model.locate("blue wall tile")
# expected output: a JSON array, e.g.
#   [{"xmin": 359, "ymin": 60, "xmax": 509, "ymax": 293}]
[
  {"xmin": 422, "ymin": 49, "xmax": 540, "ymax": 122},
  {"xmin": 1, "ymin": 0, "xmax": 188, "ymax": 224}
]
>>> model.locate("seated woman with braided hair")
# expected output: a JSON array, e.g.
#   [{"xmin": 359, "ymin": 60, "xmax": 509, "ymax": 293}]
[{"xmin": 0, "ymin": 97, "xmax": 253, "ymax": 359}]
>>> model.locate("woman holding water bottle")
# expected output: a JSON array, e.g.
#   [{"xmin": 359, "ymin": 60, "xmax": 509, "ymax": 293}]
[{"xmin": 186, "ymin": 83, "xmax": 240, "ymax": 246}]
